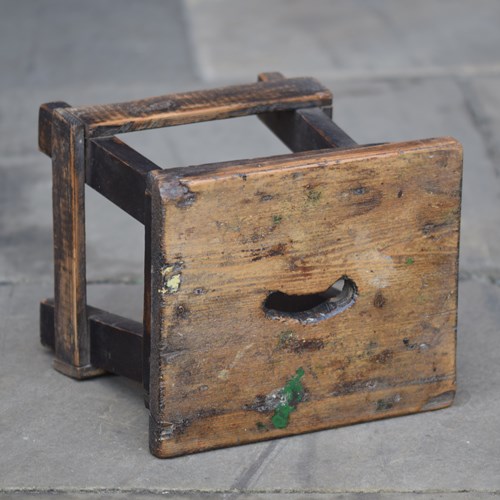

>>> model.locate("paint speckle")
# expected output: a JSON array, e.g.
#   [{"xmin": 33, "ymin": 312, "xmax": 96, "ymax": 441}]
[
  {"xmin": 256, "ymin": 191, "xmax": 274, "ymax": 202},
  {"xmin": 271, "ymin": 367, "xmax": 305, "ymax": 429},
  {"xmin": 370, "ymin": 349, "xmax": 394, "ymax": 364},
  {"xmin": 405, "ymin": 257, "xmax": 415, "ymax": 265},
  {"xmin": 162, "ymin": 181, "xmax": 196, "ymax": 208},
  {"xmin": 166, "ymin": 274, "xmax": 181, "ymax": 292},
  {"xmin": 373, "ymin": 290, "xmax": 386, "ymax": 308},
  {"xmin": 307, "ymin": 190, "xmax": 322, "ymax": 202},
  {"xmin": 218, "ymin": 369, "xmax": 229, "ymax": 380},
  {"xmin": 276, "ymin": 331, "xmax": 325, "ymax": 353},
  {"xmin": 376, "ymin": 393, "xmax": 401, "ymax": 411},
  {"xmin": 256, "ymin": 421, "xmax": 268, "ymax": 432},
  {"xmin": 159, "ymin": 262, "xmax": 183, "ymax": 295},
  {"xmin": 272, "ymin": 214, "xmax": 283, "ymax": 225},
  {"xmin": 277, "ymin": 330, "xmax": 295, "ymax": 349}
]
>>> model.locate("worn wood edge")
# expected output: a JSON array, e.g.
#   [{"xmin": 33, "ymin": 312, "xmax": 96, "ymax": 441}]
[
  {"xmin": 38, "ymin": 101, "xmax": 71, "ymax": 157},
  {"xmin": 153, "ymin": 137, "xmax": 463, "ymax": 188},
  {"xmin": 149, "ymin": 380, "xmax": 456, "ymax": 458},
  {"xmin": 257, "ymin": 72, "xmax": 333, "ymax": 121},
  {"xmin": 258, "ymin": 73, "xmax": 333, "ymax": 117},
  {"xmin": 451, "ymin": 144, "xmax": 464, "ymax": 393},
  {"xmin": 143, "ymin": 194, "xmax": 153, "ymax": 405},
  {"xmin": 257, "ymin": 71, "xmax": 286, "ymax": 82},
  {"xmin": 51, "ymin": 108, "xmax": 91, "ymax": 371},
  {"xmin": 52, "ymin": 358, "xmax": 106, "ymax": 380},
  {"xmin": 40, "ymin": 298, "xmax": 143, "ymax": 381},
  {"xmin": 66, "ymin": 77, "xmax": 332, "ymax": 136},
  {"xmin": 148, "ymin": 174, "xmax": 167, "ymax": 423}
]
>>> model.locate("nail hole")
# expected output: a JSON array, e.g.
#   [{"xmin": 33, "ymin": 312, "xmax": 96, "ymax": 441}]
[{"xmin": 263, "ymin": 276, "xmax": 357, "ymax": 324}]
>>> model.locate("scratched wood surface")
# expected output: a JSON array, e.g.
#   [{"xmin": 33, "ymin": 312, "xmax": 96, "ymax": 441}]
[
  {"xmin": 66, "ymin": 77, "xmax": 331, "ymax": 137},
  {"xmin": 50, "ymin": 109, "xmax": 104, "ymax": 379},
  {"xmin": 148, "ymin": 137, "xmax": 462, "ymax": 458}
]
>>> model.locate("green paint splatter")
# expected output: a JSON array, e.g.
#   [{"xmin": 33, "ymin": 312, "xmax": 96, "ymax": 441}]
[
  {"xmin": 405, "ymin": 257, "xmax": 415, "ymax": 265},
  {"xmin": 271, "ymin": 367, "xmax": 305, "ymax": 429},
  {"xmin": 272, "ymin": 214, "xmax": 283, "ymax": 225}
]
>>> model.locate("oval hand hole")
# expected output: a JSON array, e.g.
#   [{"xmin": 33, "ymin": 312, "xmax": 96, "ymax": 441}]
[{"xmin": 263, "ymin": 276, "xmax": 358, "ymax": 325}]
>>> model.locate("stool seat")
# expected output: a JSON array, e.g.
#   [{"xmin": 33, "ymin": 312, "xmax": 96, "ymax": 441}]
[{"xmin": 39, "ymin": 72, "xmax": 462, "ymax": 458}]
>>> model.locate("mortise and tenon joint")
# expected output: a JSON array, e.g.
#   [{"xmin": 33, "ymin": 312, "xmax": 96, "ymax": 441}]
[{"xmin": 39, "ymin": 72, "xmax": 463, "ymax": 458}]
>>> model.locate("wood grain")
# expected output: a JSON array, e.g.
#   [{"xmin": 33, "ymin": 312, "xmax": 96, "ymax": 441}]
[
  {"xmin": 88, "ymin": 137, "xmax": 161, "ymax": 223},
  {"xmin": 149, "ymin": 137, "xmax": 462, "ymax": 457},
  {"xmin": 66, "ymin": 77, "xmax": 332, "ymax": 137},
  {"xmin": 258, "ymin": 72, "xmax": 357, "ymax": 151},
  {"xmin": 38, "ymin": 101, "xmax": 70, "ymax": 157},
  {"xmin": 51, "ymin": 108, "xmax": 104, "ymax": 379}
]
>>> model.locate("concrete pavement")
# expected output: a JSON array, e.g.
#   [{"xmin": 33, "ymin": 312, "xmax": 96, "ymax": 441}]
[{"xmin": 1, "ymin": 1, "xmax": 500, "ymax": 498}]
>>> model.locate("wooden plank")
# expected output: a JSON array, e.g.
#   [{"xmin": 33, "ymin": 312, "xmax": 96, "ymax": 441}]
[
  {"xmin": 40, "ymin": 299, "xmax": 143, "ymax": 382},
  {"xmin": 149, "ymin": 137, "xmax": 462, "ymax": 457},
  {"xmin": 88, "ymin": 137, "xmax": 162, "ymax": 223},
  {"xmin": 66, "ymin": 77, "xmax": 332, "ymax": 137},
  {"xmin": 89, "ymin": 310, "xmax": 143, "ymax": 382},
  {"xmin": 38, "ymin": 101, "xmax": 71, "ymax": 157},
  {"xmin": 258, "ymin": 72, "xmax": 357, "ymax": 151},
  {"xmin": 50, "ymin": 108, "xmax": 104, "ymax": 379}
]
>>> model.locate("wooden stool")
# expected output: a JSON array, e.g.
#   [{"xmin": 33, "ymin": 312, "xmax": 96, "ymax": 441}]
[{"xmin": 39, "ymin": 72, "xmax": 462, "ymax": 458}]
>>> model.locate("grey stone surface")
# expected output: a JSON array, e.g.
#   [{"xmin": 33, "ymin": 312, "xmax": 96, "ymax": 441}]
[
  {"xmin": 0, "ymin": 0, "xmax": 196, "ymax": 90},
  {"xmin": 185, "ymin": 0, "xmax": 500, "ymax": 81},
  {"xmin": 1, "ymin": 0, "xmax": 500, "ymax": 497},
  {"xmin": 1, "ymin": 280, "xmax": 499, "ymax": 495},
  {"xmin": 1, "ymin": 494, "xmax": 500, "ymax": 500},
  {"xmin": 458, "ymin": 75, "xmax": 500, "ymax": 176}
]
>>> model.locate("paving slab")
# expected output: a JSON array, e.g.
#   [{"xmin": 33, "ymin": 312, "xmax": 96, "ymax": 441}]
[
  {"xmin": 2, "ymin": 0, "xmax": 500, "ymax": 497},
  {"xmin": 0, "ymin": 279, "xmax": 499, "ymax": 495},
  {"xmin": 457, "ymin": 75, "xmax": 500, "ymax": 176},
  {"xmin": 2, "ymin": 493, "xmax": 500, "ymax": 500},
  {"xmin": 0, "ymin": 0, "xmax": 196, "ymax": 91},
  {"xmin": 185, "ymin": 0, "xmax": 500, "ymax": 81},
  {"xmin": 0, "ymin": 0, "xmax": 200, "ymax": 285}
]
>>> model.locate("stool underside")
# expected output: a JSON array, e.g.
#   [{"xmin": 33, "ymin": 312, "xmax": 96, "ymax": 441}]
[{"xmin": 38, "ymin": 73, "xmax": 462, "ymax": 458}]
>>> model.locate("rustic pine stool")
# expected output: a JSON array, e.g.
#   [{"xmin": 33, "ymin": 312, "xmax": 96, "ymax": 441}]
[{"xmin": 39, "ymin": 72, "xmax": 462, "ymax": 458}]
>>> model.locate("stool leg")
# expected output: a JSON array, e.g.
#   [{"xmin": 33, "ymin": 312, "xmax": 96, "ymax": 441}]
[{"xmin": 50, "ymin": 109, "xmax": 104, "ymax": 379}]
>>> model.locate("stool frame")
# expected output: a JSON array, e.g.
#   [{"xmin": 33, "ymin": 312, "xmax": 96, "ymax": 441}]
[{"xmin": 39, "ymin": 72, "xmax": 462, "ymax": 458}]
